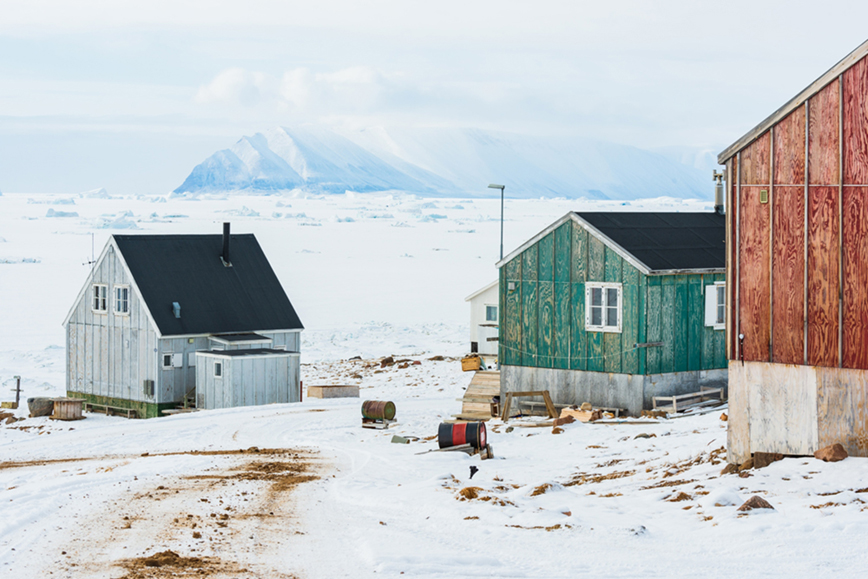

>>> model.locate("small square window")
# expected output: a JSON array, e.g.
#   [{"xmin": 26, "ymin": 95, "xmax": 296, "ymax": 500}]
[
  {"xmin": 114, "ymin": 285, "xmax": 129, "ymax": 315},
  {"xmin": 162, "ymin": 354, "xmax": 173, "ymax": 369},
  {"xmin": 586, "ymin": 283, "xmax": 621, "ymax": 333},
  {"xmin": 705, "ymin": 282, "xmax": 726, "ymax": 330},
  {"xmin": 92, "ymin": 284, "xmax": 107, "ymax": 312},
  {"xmin": 485, "ymin": 305, "xmax": 498, "ymax": 322},
  {"xmin": 214, "ymin": 362, "xmax": 223, "ymax": 377}
]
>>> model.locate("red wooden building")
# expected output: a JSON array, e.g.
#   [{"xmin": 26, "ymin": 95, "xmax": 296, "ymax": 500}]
[{"xmin": 720, "ymin": 39, "xmax": 868, "ymax": 464}]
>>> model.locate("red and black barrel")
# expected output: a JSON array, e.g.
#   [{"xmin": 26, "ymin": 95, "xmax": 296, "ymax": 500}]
[
  {"xmin": 362, "ymin": 400, "xmax": 396, "ymax": 421},
  {"xmin": 438, "ymin": 421, "xmax": 487, "ymax": 450}
]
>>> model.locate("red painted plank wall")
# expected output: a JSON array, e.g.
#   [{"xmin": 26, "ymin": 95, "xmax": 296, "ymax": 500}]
[
  {"xmin": 772, "ymin": 108, "xmax": 805, "ymax": 364},
  {"xmin": 843, "ymin": 58, "xmax": 868, "ymax": 369},
  {"xmin": 807, "ymin": 80, "xmax": 840, "ymax": 367}
]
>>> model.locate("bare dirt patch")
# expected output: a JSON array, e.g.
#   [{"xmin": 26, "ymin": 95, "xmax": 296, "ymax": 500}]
[{"xmin": 118, "ymin": 550, "xmax": 255, "ymax": 578}]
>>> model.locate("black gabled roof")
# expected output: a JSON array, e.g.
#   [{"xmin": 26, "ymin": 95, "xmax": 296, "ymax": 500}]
[
  {"xmin": 575, "ymin": 212, "xmax": 726, "ymax": 271},
  {"xmin": 114, "ymin": 234, "xmax": 303, "ymax": 336}
]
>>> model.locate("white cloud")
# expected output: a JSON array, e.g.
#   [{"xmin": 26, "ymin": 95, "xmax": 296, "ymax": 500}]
[{"xmin": 194, "ymin": 68, "xmax": 277, "ymax": 107}]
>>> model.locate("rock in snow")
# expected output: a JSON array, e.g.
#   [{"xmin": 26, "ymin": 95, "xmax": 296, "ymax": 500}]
[
  {"xmin": 737, "ymin": 496, "xmax": 775, "ymax": 512},
  {"xmin": 173, "ymin": 125, "xmax": 712, "ymax": 200},
  {"xmin": 814, "ymin": 443, "xmax": 848, "ymax": 462}
]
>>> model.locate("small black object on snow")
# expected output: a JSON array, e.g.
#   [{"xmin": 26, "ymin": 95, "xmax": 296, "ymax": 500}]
[{"xmin": 469, "ymin": 466, "xmax": 479, "ymax": 479}]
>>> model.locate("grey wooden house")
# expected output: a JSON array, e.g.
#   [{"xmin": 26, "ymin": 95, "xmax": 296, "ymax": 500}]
[
  {"xmin": 63, "ymin": 224, "xmax": 303, "ymax": 417},
  {"xmin": 497, "ymin": 211, "xmax": 727, "ymax": 416}
]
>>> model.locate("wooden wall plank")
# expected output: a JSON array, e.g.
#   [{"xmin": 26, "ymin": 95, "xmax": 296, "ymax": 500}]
[
  {"xmin": 538, "ymin": 280, "xmax": 554, "ymax": 368},
  {"xmin": 772, "ymin": 185, "xmax": 806, "ymax": 364},
  {"xmin": 604, "ymin": 247, "xmax": 622, "ymax": 373},
  {"xmin": 504, "ymin": 258, "xmax": 522, "ymax": 366},
  {"xmin": 661, "ymin": 277, "xmax": 676, "ymax": 373},
  {"xmin": 588, "ymin": 236, "xmax": 605, "ymax": 281},
  {"xmin": 673, "ymin": 276, "xmax": 689, "ymax": 372},
  {"xmin": 809, "ymin": 79, "xmax": 840, "ymax": 185},
  {"xmin": 522, "ymin": 280, "xmax": 538, "ymax": 367},
  {"xmin": 571, "ymin": 222, "xmax": 587, "ymax": 283},
  {"xmin": 807, "ymin": 186, "xmax": 840, "ymax": 367},
  {"xmin": 688, "ymin": 277, "xmax": 703, "ymax": 371},
  {"xmin": 773, "ymin": 106, "xmax": 806, "ymax": 185},
  {"xmin": 587, "ymin": 328, "xmax": 604, "ymax": 372},
  {"xmin": 646, "ymin": 278, "xmax": 662, "ymax": 374},
  {"xmin": 739, "ymin": 185, "xmax": 771, "ymax": 362},
  {"xmin": 714, "ymin": 273, "xmax": 727, "ymax": 369},
  {"xmin": 740, "ymin": 132, "xmax": 771, "ymax": 185},
  {"xmin": 570, "ymin": 282, "xmax": 587, "ymax": 371},
  {"xmin": 553, "ymin": 223, "xmax": 571, "ymax": 370},
  {"xmin": 622, "ymin": 266, "xmax": 640, "ymax": 374},
  {"xmin": 539, "ymin": 233, "xmax": 554, "ymax": 282},
  {"xmin": 637, "ymin": 274, "xmax": 647, "ymax": 375},
  {"xmin": 843, "ymin": 187, "xmax": 868, "ymax": 369},
  {"xmin": 844, "ymin": 56, "xmax": 868, "ymax": 185}
]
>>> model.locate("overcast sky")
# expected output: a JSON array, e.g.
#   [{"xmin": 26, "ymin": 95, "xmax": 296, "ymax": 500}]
[{"xmin": 2, "ymin": 0, "xmax": 868, "ymax": 194}]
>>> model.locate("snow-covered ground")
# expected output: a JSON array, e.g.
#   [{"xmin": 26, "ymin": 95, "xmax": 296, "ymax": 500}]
[{"xmin": 2, "ymin": 192, "xmax": 866, "ymax": 578}]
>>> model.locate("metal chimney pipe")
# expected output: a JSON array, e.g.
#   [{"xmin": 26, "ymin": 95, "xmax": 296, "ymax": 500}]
[
  {"xmin": 713, "ymin": 171, "xmax": 725, "ymax": 215},
  {"xmin": 222, "ymin": 222, "xmax": 230, "ymax": 265}
]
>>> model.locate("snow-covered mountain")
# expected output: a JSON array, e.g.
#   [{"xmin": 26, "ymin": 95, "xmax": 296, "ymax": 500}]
[{"xmin": 174, "ymin": 125, "xmax": 713, "ymax": 200}]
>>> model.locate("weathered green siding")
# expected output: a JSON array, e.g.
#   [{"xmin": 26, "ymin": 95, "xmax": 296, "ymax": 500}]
[
  {"xmin": 68, "ymin": 390, "xmax": 176, "ymax": 419},
  {"xmin": 499, "ymin": 216, "xmax": 726, "ymax": 375}
]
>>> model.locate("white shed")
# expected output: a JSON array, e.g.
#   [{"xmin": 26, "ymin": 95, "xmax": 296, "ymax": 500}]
[{"xmin": 464, "ymin": 280, "xmax": 499, "ymax": 356}]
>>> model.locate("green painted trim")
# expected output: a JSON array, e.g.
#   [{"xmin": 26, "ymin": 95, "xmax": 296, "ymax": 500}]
[{"xmin": 67, "ymin": 391, "xmax": 175, "ymax": 419}]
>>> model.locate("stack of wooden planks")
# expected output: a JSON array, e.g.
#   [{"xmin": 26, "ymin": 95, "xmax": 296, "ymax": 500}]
[{"xmin": 451, "ymin": 371, "xmax": 500, "ymax": 422}]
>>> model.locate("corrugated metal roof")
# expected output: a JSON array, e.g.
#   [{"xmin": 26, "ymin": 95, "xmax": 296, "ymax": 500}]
[
  {"xmin": 575, "ymin": 212, "xmax": 726, "ymax": 271},
  {"xmin": 114, "ymin": 234, "xmax": 303, "ymax": 336}
]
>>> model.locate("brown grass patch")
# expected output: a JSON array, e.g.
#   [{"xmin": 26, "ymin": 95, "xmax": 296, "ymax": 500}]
[
  {"xmin": 507, "ymin": 524, "xmax": 570, "ymax": 531},
  {"xmin": 530, "ymin": 483, "xmax": 553, "ymax": 497},
  {"xmin": 641, "ymin": 479, "xmax": 696, "ymax": 490},
  {"xmin": 564, "ymin": 470, "xmax": 635, "ymax": 487},
  {"xmin": 118, "ymin": 550, "xmax": 253, "ymax": 578},
  {"xmin": 668, "ymin": 491, "xmax": 692, "ymax": 502},
  {"xmin": 599, "ymin": 492, "xmax": 622, "ymax": 498},
  {"xmin": 810, "ymin": 502, "xmax": 847, "ymax": 509},
  {"xmin": 458, "ymin": 486, "xmax": 483, "ymax": 500}
]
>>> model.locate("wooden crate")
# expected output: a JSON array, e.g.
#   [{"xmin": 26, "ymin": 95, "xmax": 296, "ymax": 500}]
[{"xmin": 461, "ymin": 356, "xmax": 482, "ymax": 372}]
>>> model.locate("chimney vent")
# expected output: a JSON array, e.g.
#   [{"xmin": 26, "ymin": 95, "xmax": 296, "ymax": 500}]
[
  {"xmin": 221, "ymin": 222, "xmax": 231, "ymax": 266},
  {"xmin": 713, "ymin": 171, "xmax": 725, "ymax": 215},
  {"xmin": 173, "ymin": 302, "xmax": 181, "ymax": 319}
]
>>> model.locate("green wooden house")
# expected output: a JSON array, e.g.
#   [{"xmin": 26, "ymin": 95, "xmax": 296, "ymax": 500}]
[{"xmin": 497, "ymin": 211, "xmax": 727, "ymax": 416}]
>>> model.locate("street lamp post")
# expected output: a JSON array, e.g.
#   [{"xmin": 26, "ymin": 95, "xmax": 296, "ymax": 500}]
[{"xmin": 488, "ymin": 184, "xmax": 505, "ymax": 260}]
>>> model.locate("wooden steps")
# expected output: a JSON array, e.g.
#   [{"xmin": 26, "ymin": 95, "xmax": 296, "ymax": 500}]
[{"xmin": 452, "ymin": 370, "xmax": 500, "ymax": 422}]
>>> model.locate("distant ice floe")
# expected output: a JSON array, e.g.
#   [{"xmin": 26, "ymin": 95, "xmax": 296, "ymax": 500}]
[
  {"xmin": 0, "ymin": 257, "xmax": 40, "ymax": 264},
  {"xmin": 223, "ymin": 206, "xmax": 260, "ymax": 217},
  {"xmin": 417, "ymin": 214, "xmax": 446, "ymax": 222},
  {"xmin": 95, "ymin": 212, "xmax": 138, "ymax": 229},
  {"xmin": 449, "ymin": 204, "xmax": 465, "ymax": 209},
  {"xmin": 46, "ymin": 209, "xmax": 79, "ymax": 218},
  {"xmin": 362, "ymin": 213, "xmax": 393, "ymax": 219},
  {"xmin": 297, "ymin": 249, "xmax": 321, "ymax": 254},
  {"xmin": 283, "ymin": 212, "xmax": 308, "ymax": 219},
  {"xmin": 391, "ymin": 221, "xmax": 413, "ymax": 228},
  {"xmin": 275, "ymin": 201, "xmax": 291, "ymax": 208},
  {"xmin": 28, "ymin": 197, "xmax": 76, "ymax": 205},
  {"xmin": 333, "ymin": 216, "xmax": 355, "ymax": 223},
  {"xmin": 80, "ymin": 187, "xmax": 112, "ymax": 199},
  {"xmin": 448, "ymin": 228, "xmax": 476, "ymax": 233}
]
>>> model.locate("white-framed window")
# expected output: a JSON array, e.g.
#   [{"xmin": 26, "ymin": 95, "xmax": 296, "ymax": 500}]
[
  {"xmin": 705, "ymin": 282, "xmax": 726, "ymax": 330},
  {"xmin": 485, "ymin": 305, "xmax": 498, "ymax": 322},
  {"xmin": 162, "ymin": 353, "xmax": 183, "ymax": 369},
  {"xmin": 585, "ymin": 282, "xmax": 622, "ymax": 333},
  {"xmin": 114, "ymin": 285, "xmax": 130, "ymax": 315},
  {"xmin": 92, "ymin": 284, "xmax": 107, "ymax": 312},
  {"xmin": 214, "ymin": 361, "xmax": 223, "ymax": 378}
]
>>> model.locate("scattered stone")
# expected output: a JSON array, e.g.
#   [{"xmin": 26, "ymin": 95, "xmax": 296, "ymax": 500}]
[
  {"xmin": 351, "ymin": 374, "xmax": 362, "ymax": 380},
  {"xmin": 641, "ymin": 410, "xmax": 668, "ymax": 419},
  {"xmin": 27, "ymin": 397, "xmax": 54, "ymax": 418},
  {"xmin": 753, "ymin": 452, "xmax": 784, "ymax": 469},
  {"xmin": 814, "ymin": 443, "xmax": 848, "ymax": 462},
  {"xmin": 505, "ymin": 426, "xmax": 514, "ymax": 433},
  {"xmin": 738, "ymin": 458, "xmax": 754, "ymax": 471},
  {"xmin": 720, "ymin": 412, "xmax": 728, "ymax": 422},
  {"xmin": 634, "ymin": 433, "xmax": 657, "ymax": 440},
  {"xmin": 588, "ymin": 409, "xmax": 603, "ymax": 422},
  {"xmin": 428, "ymin": 355, "xmax": 445, "ymax": 361},
  {"xmin": 192, "ymin": 531, "xmax": 202, "ymax": 539},
  {"xmin": 737, "ymin": 495, "xmax": 774, "ymax": 512},
  {"xmin": 412, "ymin": 361, "xmax": 422, "ymax": 366},
  {"xmin": 720, "ymin": 463, "xmax": 739, "ymax": 475},
  {"xmin": 380, "ymin": 356, "xmax": 395, "ymax": 367},
  {"xmin": 580, "ymin": 402, "xmax": 593, "ymax": 411},
  {"xmin": 348, "ymin": 356, "xmax": 362, "ymax": 361},
  {"xmin": 552, "ymin": 427, "xmax": 564, "ymax": 435},
  {"xmin": 397, "ymin": 363, "xmax": 409, "ymax": 369}
]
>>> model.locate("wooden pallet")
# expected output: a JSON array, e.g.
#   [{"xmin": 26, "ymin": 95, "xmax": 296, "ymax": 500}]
[
  {"xmin": 652, "ymin": 387, "xmax": 724, "ymax": 414},
  {"xmin": 85, "ymin": 403, "xmax": 137, "ymax": 419},
  {"xmin": 452, "ymin": 371, "xmax": 499, "ymax": 421}
]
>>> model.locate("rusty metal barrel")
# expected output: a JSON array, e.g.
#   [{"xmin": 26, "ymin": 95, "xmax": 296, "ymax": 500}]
[
  {"xmin": 362, "ymin": 400, "xmax": 396, "ymax": 421},
  {"xmin": 438, "ymin": 421, "xmax": 487, "ymax": 450}
]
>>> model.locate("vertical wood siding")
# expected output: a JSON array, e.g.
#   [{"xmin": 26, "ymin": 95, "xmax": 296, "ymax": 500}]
[
  {"xmin": 771, "ymin": 108, "xmax": 806, "ymax": 364},
  {"xmin": 739, "ymin": 183, "xmax": 772, "ymax": 362},
  {"xmin": 807, "ymin": 80, "xmax": 841, "ymax": 367},
  {"xmin": 499, "ymin": 218, "xmax": 725, "ymax": 375}
]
